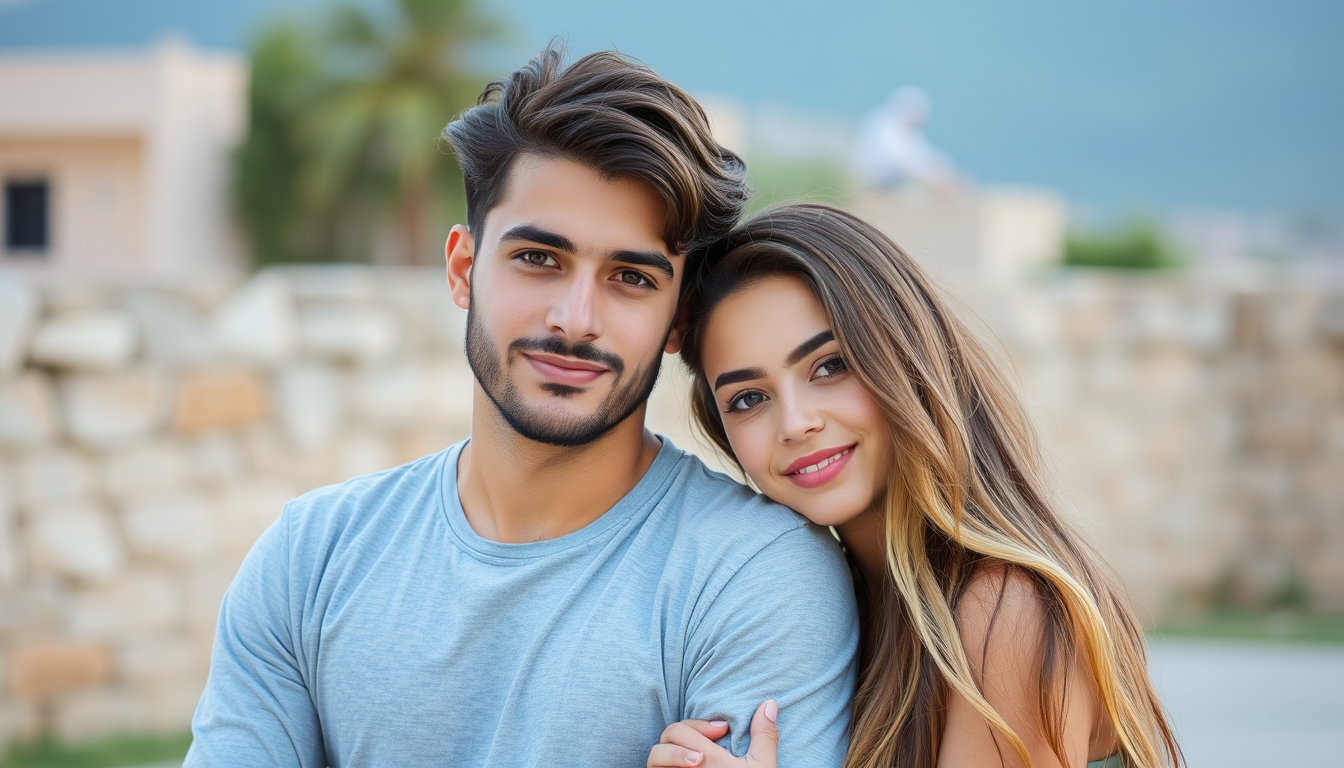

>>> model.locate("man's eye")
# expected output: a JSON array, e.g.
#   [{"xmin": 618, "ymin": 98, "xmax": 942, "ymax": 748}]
[
  {"xmin": 519, "ymin": 251, "xmax": 556, "ymax": 267},
  {"xmin": 618, "ymin": 270, "xmax": 652, "ymax": 288},
  {"xmin": 726, "ymin": 391, "xmax": 767, "ymax": 414},
  {"xmin": 814, "ymin": 355, "xmax": 848, "ymax": 379}
]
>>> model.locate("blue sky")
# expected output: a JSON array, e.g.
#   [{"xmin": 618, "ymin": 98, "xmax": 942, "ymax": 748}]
[{"xmin": 2, "ymin": 0, "xmax": 1340, "ymax": 218}]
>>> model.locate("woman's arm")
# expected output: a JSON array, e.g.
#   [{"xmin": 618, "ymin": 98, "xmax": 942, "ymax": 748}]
[{"xmin": 937, "ymin": 567, "xmax": 1105, "ymax": 768}]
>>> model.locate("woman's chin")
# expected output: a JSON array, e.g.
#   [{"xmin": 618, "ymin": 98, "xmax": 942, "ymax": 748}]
[{"xmin": 766, "ymin": 485, "xmax": 872, "ymax": 529}]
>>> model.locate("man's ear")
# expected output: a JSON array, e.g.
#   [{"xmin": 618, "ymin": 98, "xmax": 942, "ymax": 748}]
[
  {"xmin": 663, "ymin": 293, "xmax": 692, "ymax": 354},
  {"xmin": 446, "ymin": 224, "xmax": 475, "ymax": 310}
]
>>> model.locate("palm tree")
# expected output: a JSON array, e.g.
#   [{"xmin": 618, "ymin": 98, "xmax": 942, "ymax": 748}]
[{"xmin": 301, "ymin": 0, "xmax": 502, "ymax": 264}]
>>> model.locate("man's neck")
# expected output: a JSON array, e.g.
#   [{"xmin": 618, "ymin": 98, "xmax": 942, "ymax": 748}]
[{"xmin": 456, "ymin": 387, "xmax": 663, "ymax": 543}]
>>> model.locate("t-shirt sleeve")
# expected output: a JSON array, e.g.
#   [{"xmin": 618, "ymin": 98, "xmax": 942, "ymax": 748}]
[
  {"xmin": 183, "ymin": 508, "xmax": 325, "ymax": 768},
  {"xmin": 682, "ymin": 524, "xmax": 859, "ymax": 767}
]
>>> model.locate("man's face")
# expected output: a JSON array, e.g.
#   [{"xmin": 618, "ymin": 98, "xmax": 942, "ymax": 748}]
[{"xmin": 453, "ymin": 155, "xmax": 683, "ymax": 446}]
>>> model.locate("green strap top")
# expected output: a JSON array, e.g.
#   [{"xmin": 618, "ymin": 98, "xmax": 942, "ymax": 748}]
[{"xmin": 1086, "ymin": 756, "xmax": 1126, "ymax": 768}]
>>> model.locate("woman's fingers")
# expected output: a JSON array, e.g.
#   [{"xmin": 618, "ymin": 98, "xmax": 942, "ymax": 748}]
[
  {"xmin": 672, "ymin": 719, "xmax": 731, "ymax": 741},
  {"xmin": 744, "ymin": 699, "xmax": 779, "ymax": 768},
  {"xmin": 659, "ymin": 721, "xmax": 722, "ymax": 752},
  {"xmin": 647, "ymin": 743, "xmax": 705, "ymax": 767}
]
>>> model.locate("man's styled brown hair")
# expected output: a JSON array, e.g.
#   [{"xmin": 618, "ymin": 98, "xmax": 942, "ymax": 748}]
[{"xmin": 441, "ymin": 43, "xmax": 749, "ymax": 259}]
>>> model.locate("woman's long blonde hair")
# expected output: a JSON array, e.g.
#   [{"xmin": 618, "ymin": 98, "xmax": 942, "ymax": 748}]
[{"xmin": 679, "ymin": 204, "xmax": 1180, "ymax": 768}]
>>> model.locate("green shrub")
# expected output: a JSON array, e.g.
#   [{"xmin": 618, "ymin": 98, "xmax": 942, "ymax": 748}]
[
  {"xmin": 1, "ymin": 732, "xmax": 191, "ymax": 768},
  {"xmin": 1064, "ymin": 223, "xmax": 1177, "ymax": 270}
]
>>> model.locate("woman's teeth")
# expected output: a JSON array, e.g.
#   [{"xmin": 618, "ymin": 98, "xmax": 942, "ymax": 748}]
[{"xmin": 793, "ymin": 448, "xmax": 852, "ymax": 475}]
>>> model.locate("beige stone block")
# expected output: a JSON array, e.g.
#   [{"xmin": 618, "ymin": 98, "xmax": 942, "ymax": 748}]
[
  {"xmin": 219, "ymin": 480, "xmax": 293, "ymax": 558},
  {"xmin": 59, "ymin": 370, "xmax": 169, "ymax": 448},
  {"xmin": 50, "ymin": 686, "xmax": 147, "ymax": 742},
  {"xmin": 0, "ymin": 372, "xmax": 59, "ymax": 447},
  {"xmin": 101, "ymin": 441, "xmax": 188, "ymax": 498},
  {"xmin": 338, "ymin": 434, "xmax": 396, "ymax": 479},
  {"xmin": 211, "ymin": 271, "xmax": 298, "ymax": 364},
  {"xmin": 0, "ymin": 462, "xmax": 18, "ymax": 587},
  {"xmin": 286, "ymin": 263, "xmax": 379, "ymax": 302},
  {"xmin": 69, "ymin": 570, "xmax": 183, "ymax": 639},
  {"xmin": 0, "ymin": 276, "xmax": 39, "ymax": 377},
  {"xmin": 119, "ymin": 491, "xmax": 215, "ymax": 561},
  {"xmin": 116, "ymin": 635, "xmax": 203, "ymax": 687},
  {"xmin": 5, "ymin": 642, "xmax": 111, "ymax": 697},
  {"xmin": 145, "ymin": 676, "xmax": 207, "ymax": 731},
  {"xmin": 184, "ymin": 563, "xmax": 235, "ymax": 635},
  {"xmin": 1272, "ymin": 350, "xmax": 1344, "ymax": 403},
  {"xmin": 275, "ymin": 363, "xmax": 344, "ymax": 453},
  {"xmin": 298, "ymin": 305, "xmax": 398, "ymax": 363},
  {"xmin": 1244, "ymin": 408, "xmax": 1319, "ymax": 455},
  {"xmin": 123, "ymin": 290, "xmax": 215, "ymax": 366},
  {"xmin": 187, "ymin": 432, "xmax": 246, "ymax": 484},
  {"xmin": 15, "ymin": 448, "xmax": 93, "ymax": 506},
  {"xmin": 397, "ymin": 431, "xmax": 461, "ymax": 465},
  {"xmin": 25, "ymin": 500, "xmax": 125, "ymax": 583},
  {"xmin": 352, "ymin": 362, "xmax": 422, "ymax": 428},
  {"xmin": 28, "ymin": 311, "xmax": 138, "ymax": 370},
  {"xmin": 423, "ymin": 360, "xmax": 476, "ymax": 428},
  {"xmin": 172, "ymin": 368, "xmax": 267, "ymax": 432}
]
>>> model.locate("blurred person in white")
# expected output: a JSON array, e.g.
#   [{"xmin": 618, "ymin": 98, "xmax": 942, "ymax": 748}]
[
  {"xmin": 184, "ymin": 45, "xmax": 859, "ymax": 767},
  {"xmin": 648, "ymin": 205, "xmax": 1182, "ymax": 768},
  {"xmin": 850, "ymin": 87, "xmax": 960, "ymax": 194}
]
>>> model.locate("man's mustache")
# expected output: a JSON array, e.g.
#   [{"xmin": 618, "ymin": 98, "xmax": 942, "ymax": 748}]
[{"xmin": 508, "ymin": 336, "xmax": 626, "ymax": 377}]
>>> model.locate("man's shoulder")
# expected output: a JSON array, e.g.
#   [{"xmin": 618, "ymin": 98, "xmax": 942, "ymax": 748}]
[
  {"xmin": 663, "ymin": 447, "xmax": 805, "ymax": 532},
  {"xmin": 659, "ymin": 446, "xmax": 848, "ymax": 578},
  {"xmin": 280, "ymin": 444, "xmax": 452, "ymax": 545}
]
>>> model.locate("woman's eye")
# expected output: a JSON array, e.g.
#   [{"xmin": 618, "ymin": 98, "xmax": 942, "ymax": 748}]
[
  {"xmin": 726, "ymin": 390, "xmax": 767, "ymax": 413},
  {"xmin": 814, "ymin": 355, "xmax": 848, "ymax": 379},
  {"xmin": 519, "ymin": 251, "xmax": 557, "ymax": 267},
  {"xmin": 617, "ymin": 270, "xmax": 652, "ymax": 288}
]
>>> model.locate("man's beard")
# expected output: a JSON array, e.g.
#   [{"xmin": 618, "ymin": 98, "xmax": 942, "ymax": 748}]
[{"xmin": 464, "ymin": 310, "xmax": 666, "ymax": 447}]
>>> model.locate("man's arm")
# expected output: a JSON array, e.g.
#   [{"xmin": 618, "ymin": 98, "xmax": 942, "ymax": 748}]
[
  {"xmin": 184, "ymin": 511, "xmax": 325, "ymax": 767},
  {"xmin": 682, "ymin": 524, "xmax": 859, "ymax": 767}
]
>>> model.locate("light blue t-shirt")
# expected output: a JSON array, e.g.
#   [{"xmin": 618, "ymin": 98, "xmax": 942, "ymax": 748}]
[{"xmin": 186, "ymin": 437, "xmax": 858, "ymax": 767}]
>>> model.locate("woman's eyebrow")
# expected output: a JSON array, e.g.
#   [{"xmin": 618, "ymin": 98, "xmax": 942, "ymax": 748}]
[
  {"xmin": 714, "ymin": 367, "xmax": 767, "ymax": 391},
  {"xmin": 784, "ymin": 330, "xmax": 835, "ymax": 367}
]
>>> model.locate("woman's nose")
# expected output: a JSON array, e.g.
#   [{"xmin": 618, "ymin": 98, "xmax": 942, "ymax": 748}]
[{"xmin": 776, "ymin": 390, "xmax": 825, "ymax": 443}]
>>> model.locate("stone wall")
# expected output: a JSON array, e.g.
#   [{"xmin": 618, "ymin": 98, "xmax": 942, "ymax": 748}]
[
  {"xmin": 0, "ymin": 267, "xmax": 475, "ymax": 747},
  {"xmin": 0, "ymin": 264, "xmax": 1341, "ymax": 748},
  {"xmin": 976, "ymin": 274, "xmax": 1344, "ymax": 617}
]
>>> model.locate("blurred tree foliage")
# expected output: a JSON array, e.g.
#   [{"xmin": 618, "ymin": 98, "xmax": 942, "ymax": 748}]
[
  {"xmin": 1064, "ymin": 222, "xmax": 1178, "ymax": 270},
  {"xmin": 234, "ymin": 0, "xmax": 502, "ymax": 267}
]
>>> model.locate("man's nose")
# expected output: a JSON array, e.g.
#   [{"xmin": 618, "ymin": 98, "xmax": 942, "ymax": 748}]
[{"xmin": 545, "ymin": 276, "xmax": 603, "ymax": 343}]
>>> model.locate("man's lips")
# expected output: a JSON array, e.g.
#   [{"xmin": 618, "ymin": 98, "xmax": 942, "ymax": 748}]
[{"xmin": 523, "ymin": 352, "xmax": 610, "ymax": 387}]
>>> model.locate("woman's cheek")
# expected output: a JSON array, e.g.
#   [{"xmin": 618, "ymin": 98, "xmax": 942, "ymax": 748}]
[{"xmin": 726, "ymin": 419, "xmax": 774, "ymax": 492}]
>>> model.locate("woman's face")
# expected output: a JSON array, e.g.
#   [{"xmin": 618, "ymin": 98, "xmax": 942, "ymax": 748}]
[{"xmin": 700, "ymin": 275, "xmax": 893, "ymax": 527}]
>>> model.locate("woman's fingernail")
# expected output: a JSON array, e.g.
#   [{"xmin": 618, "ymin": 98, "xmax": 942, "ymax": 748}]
[
  {"xmin": 765, "ymin": 699, "xmax": 778, "ymax": 723},
  {"xmin": 709, "ymin": 720, "xmax": 728, "ymax": 727},
  {"xmin": 685, "ymin": 750, "xmax": 702, "ymax": 764}
]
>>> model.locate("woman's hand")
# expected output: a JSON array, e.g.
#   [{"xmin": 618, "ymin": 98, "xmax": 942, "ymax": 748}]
[{"xmin": 646, "ymin": 699, "xmax": 778, "ymax": 768}]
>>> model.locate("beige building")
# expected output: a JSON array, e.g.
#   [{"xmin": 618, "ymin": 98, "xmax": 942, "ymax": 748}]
[{"xmin": 0, "ymin": 38, "xmax": 247, "ymax": 281}]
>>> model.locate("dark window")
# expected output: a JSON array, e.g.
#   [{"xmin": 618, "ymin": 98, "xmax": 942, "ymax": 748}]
[{"xmin": 5, "ymin": 179, "xmax": 49, "ymax": 252}]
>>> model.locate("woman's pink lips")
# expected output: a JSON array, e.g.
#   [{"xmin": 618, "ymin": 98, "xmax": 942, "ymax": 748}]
[
  {"xmin": 783, "ymin": 444, "xmax": 856, "ymax": 490},
  {"xmin": 524, "ymin": 353, "xmax": 609, "ymax": 387}
]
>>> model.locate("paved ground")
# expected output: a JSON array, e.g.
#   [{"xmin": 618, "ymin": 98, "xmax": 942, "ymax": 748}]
[{"xmin": 1148, "ymin": 637, "xmax": 1344, "ymax": 766}]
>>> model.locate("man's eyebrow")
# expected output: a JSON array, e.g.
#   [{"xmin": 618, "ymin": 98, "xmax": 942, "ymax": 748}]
[
  {"xmin": 714, "ymin": 367, "xmax": 767, "ymax": 391},
  {"xmin": 784, "ymin": 330, "xmax": 836, "ymax": 367},
  {"xmin": 499, "ymin": 225, "xmax": 575, "ymax": 253},
  {"xmin": 610, "ymin": 249, "xmax": 675, "ymax": 280}
]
